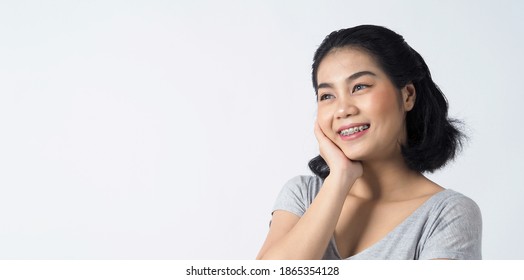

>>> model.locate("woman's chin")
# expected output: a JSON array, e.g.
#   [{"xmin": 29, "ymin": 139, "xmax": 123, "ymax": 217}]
[{"xmin": 342, "ymin": 152, "xmax": 363, "ymax": 162}]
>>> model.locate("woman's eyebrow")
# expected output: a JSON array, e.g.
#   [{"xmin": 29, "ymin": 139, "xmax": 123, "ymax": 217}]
[
  {"xmin": 317, "ymin": 70, "xmax": 377, "ymax": 89},
  {"xmin": 346, "ymin": 70, "xmax": 377, "ymax": 82}
]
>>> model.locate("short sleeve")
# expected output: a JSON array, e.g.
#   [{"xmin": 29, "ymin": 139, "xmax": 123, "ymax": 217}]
[
  {"xmin": 418, "ymin": 195, "xmax": 482, "ymax": 260},
  {"xmin": 272, "ymin": 176, "xmax": 315, "ymax": 218}
]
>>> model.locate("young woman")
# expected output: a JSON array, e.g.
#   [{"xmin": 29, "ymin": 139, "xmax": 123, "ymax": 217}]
[{"xmin": 257, "ymin": 25, "xmax": 482, "ymax": 260}]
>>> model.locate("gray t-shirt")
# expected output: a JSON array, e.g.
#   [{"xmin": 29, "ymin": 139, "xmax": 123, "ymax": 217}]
[{"xmin": 272, "ymin": 175, "xmax": 482, "ymax": 260}]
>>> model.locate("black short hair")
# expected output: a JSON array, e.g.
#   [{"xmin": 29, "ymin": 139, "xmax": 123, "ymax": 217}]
[{"xmin": 309, "ymin": 25, "xmax": 465, "ymax": 178}]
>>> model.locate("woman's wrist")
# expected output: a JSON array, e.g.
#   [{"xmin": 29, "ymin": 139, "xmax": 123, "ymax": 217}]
[{"xmin": 325, "ymin": 169, "xmax": 359, "ymax": 193}]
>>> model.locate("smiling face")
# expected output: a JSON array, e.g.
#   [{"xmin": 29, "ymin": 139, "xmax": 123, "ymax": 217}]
[{"xmin": 316, "ymin": 47, "xmax": 416, "ymax": 162}]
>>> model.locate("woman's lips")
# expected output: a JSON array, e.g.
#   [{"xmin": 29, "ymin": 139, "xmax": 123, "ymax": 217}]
[{"xmin": 338, "ymin": 124, "xmax": 370, "ymax": 140}]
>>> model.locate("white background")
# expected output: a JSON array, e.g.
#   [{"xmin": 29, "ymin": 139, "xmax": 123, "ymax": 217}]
[{"xmin": 0, "ymin": 0, "xmax": 522, "ymax": 259}]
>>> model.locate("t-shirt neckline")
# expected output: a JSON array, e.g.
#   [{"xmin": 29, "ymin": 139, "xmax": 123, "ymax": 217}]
[{"xmin": 332, "ymin": 189, "xmax": 455, "ymax": 259}]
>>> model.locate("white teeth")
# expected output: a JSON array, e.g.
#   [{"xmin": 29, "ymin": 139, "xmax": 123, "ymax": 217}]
[{"xmin": 340, "ymin": 125, "xmax": 369, "ymax": 136}]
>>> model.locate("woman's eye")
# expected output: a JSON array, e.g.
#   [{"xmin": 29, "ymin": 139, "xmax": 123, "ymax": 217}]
[
  {"xmin": 319, "ymin": 94, "xmax": 334, "ymax": 101},
  {"xmin": 352, "ymin": 84, "xmax": 369, "ymax": 93}
]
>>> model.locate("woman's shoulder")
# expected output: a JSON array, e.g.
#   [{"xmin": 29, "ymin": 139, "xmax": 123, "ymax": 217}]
[
  {"xmin": 416, "ymin": 189, "xmax": 483, "ymax": 259},
  {"xmin": 282, "ymin": 175, "xmax": 324, "ymax": 195},
  {"xmin": 413, "ymin": 176, "xmax": 479, "ymax": 214},
  {"xmin": 273, "ymin": 175, "xmax": 324, "ymax": 214},
  {"xmin": 284, "ymin": 175, "xmax": 323, "ymax": 186},
  {"xmin": 428, "ymin": 189, "xmax": 480, "ymax": 211},
  {"xmin": 423, "ymin": 189, "xmax": 482, "ymax": 226}
]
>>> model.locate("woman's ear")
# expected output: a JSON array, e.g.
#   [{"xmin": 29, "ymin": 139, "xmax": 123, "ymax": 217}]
[{"xmin": 402, "ymin": 83, "xmax": 416, "ymax": 111}]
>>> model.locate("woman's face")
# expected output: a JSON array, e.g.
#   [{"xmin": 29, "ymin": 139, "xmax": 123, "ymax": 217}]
[{"xmin": 316, "ymin": 47, "xmax": 416, "ymax": 162}]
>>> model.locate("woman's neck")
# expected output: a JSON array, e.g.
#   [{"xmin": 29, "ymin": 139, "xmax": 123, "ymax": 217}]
[{"xmin": 348, "ymin": 157, "xmax": 425, "ymax": 201}]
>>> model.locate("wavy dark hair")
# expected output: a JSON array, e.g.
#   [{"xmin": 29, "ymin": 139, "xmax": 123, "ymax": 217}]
[{"xmin": 309, "ymin": 25, "xmax": 465, "ymax": 179}]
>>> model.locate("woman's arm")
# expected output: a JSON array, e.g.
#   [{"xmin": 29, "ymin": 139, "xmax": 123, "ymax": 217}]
[
  {"xmin": 256, "ymin": 173, "xmax": 358, "ymax": 259},
  {"xmin": 256, "ymin": 122, "xmax": 362, "ymax": 260}
]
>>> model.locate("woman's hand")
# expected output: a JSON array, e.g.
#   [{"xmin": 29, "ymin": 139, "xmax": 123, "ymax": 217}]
[{"xmin": 314, "ymin": 120, "xmax": 363, "ymax": 182}]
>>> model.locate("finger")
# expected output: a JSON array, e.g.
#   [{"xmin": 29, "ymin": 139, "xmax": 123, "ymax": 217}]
[
  {"xmin": 314, "ymin": 120, "xmax": 330, "ymax": 143},
  {"xmin": 313, "ymin": 120, "xmax": 323, "ymax": 141},
  {"xmin": 315, "ymin": 121, "xmax": 336, "ymax": 146}
]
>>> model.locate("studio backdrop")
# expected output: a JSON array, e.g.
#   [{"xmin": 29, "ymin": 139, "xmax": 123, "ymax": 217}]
[{"xmin": 0, "ymin": 0, "xmax": 522, "ymax": 259}]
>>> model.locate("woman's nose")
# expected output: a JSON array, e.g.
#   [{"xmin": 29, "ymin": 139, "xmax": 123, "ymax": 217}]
[{"xmin": 335, "ymin": 99, "xmax": 358, "ymax": 119}]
